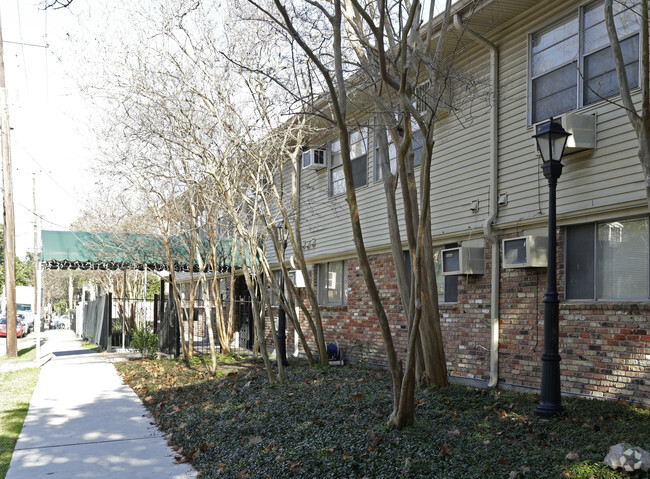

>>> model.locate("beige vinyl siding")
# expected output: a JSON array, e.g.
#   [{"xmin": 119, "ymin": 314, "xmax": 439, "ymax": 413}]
[
  {"xmin": 298, "ymin": 142, "xmax": 406, "ymax": 259},
  {"xmin": 298, "ymin": 39, "xmax": 495, "ymax": 258},
  {"xmin": 496, "ymin": 0, "xmax": 647, "ymax": 229},
  {"xmin": 294, "ymin": 0, "xmax": 647, "ymax": 263}
]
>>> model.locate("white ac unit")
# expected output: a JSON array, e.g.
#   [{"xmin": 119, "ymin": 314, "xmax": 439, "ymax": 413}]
[
  {"xmin": 288, "ymin": 270, "xmax": 306, "ymax": 288},
  {"xmin": 502, "ymin": 235, "xmax": 548, "ymax": 268},
  {"xmin": 302, "ymin": 149, "xmax": 326, "ymax": 170},
  {"xmin": 535, "ymin": 113, "xmax": 596, "ymax": 154},
  {"xmin": 441, "ymin": 245, "xmax": 485, "ymax": 275}
]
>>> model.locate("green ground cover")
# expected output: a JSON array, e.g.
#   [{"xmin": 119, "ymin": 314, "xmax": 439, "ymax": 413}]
[
  {"xmin": 0, "ymin": 367, "xmax": 40, "ymax": 479},
  {"xmin": 116, "ymin": 358, "xmax": 650, "ymax": 479},
  {"xmin": 0, "ymin": 343, "xmax": 36, "ymax": 368}
]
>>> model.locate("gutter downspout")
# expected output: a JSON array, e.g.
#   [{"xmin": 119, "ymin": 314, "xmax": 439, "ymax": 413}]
[{"xmin": 453, "ymin": 14, "xmax": 500, "ymax": 388}]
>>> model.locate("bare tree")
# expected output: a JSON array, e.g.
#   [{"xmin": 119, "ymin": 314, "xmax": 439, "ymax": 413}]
[
  {"xmin": 605, "ymin": 0, "xmax": 650, "ymax": 207},
  {"xmin": 243, "ymin": 0, "xmax": 483, "ymax": 427}
]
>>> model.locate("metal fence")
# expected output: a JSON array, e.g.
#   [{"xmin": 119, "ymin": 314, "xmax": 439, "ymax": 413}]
[
  {"xmin": 81, "ymin": 294, "xmax": 111, "ymax": 349},
  {"xmin": 77, "ymin": 291, "xmax": 255, "ymax": 357},
  {"xmin": 156, "ymin": 296, "xmax": 253, "ymax": 357},
  {"xmin": 181, "ymin": 300, "xmax": 252, "ymax": 356}
]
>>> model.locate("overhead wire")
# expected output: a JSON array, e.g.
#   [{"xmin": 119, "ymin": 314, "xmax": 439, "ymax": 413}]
[{"xmin": 13, "ymin": 138, "xmax": 84, "ymax": 204}]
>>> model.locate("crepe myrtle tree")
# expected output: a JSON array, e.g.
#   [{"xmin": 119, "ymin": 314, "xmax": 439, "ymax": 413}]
[
  {"xmin": 605, "ymin": 0, "xmax": 650, "ymax": 207},
  {"xmin": 243, "ymin": 0, "xmax": 483, "ymax": 428}
]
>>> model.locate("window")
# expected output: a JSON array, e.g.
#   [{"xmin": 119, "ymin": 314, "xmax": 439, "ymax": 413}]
[
  {"xmin": 374, "ymin": 123, "xmax": 423, "ymax": 181},
  {"xmin": 374, "ymin": 130, "xmax": 397, "ymax": 181},
  {"xmin": 566, "ymin": 216, "xmax": 649, "ymax": 300},
  {"xmin": 329, "ymin": 130, "xmax": 367, "ymax": 195},
  {"xmin": 530, "ymin": 0, "xmax": 640, "ymax": 124},
  {"xmin": 434, "ymin": 249, "xmax": 458, "ymax": 303},
  {"xmin": 269, "ymin": 270, "xmax": 282, "ymax": 306},
  {"xmin": 318, "ymin": 260, "xmax": 347, "ymax": 305},
  {"xmin": 412, "ymin": 127, "xmax": 423, "ymax": 168},
  {"xmin": 403, "ymin": 250, "xmax": 457, "ymax": 303}
]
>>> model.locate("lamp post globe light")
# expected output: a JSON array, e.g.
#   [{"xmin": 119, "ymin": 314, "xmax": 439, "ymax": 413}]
[
  {"xmin": 275, "ymin": 222, "xmax": 289, "ymax": 367},
  {"xmin": 532, "ymin": 117, "xmax": 571, "ymax": 418}
]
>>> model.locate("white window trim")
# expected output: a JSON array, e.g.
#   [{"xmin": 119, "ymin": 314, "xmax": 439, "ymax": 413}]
[
  {"xmin": 527, "ymin": 0, "xmax": 641, "ymax": 125},
  {"xmin": 317, "ymin": 260, "xmax": 347, "ymax": 305},
  {"xmin": 328, "ymin": 129, "xmax": 368, "ymax": 197}
]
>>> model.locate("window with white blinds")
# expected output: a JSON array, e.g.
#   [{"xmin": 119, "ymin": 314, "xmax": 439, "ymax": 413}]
[{"xmin": 566, "ymin": 217, "xmax": 649, "ymax": 300}]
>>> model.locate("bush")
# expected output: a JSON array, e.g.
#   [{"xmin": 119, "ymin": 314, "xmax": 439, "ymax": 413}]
[{"xmin": 130, "ymin": 324, "xmax": 159, "ymax": 359}]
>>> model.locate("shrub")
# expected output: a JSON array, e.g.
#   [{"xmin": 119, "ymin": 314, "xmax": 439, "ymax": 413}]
[{"xmin": 130, "ymin": 323, "xmax": 159, "ymax": 359}]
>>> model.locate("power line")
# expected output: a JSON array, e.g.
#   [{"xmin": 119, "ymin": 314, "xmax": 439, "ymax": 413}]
[
  {"xmin": 14, "ymin": 200, "xmax": 72, "ymax": 231},
  {"xmin": 13, "ymin": 138, "xmax": 85, "ymax": 204}
]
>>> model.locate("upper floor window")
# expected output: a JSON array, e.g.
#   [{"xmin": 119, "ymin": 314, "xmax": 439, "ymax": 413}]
[
  {"xmin": 530, "ymin": 0, "xmax": 640, "ymax": 124},
  {"xmin": 374, "ymin": 130, "xmax": 397, "ymax": 181},
  {"xmin": 330, "ymin": 129, "xmax": 368, "ymax": 196},
  {"xmin": 566, "ymin": 216, "xmax": 649, "ymax": 301},
  {"xmin": 374, "ymin": 122, "xmax": 424, "ymax": 181}
]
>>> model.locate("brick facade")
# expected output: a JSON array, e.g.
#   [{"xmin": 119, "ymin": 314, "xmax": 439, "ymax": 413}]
[{"xmin": 270, "ymin": 226, "xmax": 650, "ymax": 406}]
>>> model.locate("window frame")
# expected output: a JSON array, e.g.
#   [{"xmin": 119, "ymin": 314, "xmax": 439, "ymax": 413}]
[
  {"xmin": 403, "ymin": 249, "xmax": 457, "ymax": 304},
  {"xmin": 528, "ymin": 0, "xmax": 641, "ymax": 125},
  {"xmin": 329, "ymin": 129, "xmax": 368, "ymax": 196},
  {"xmin": 374, "ymin": 120, "xmax": 423, "ymax": 182},
  {"xmin": 374, "ymin": 128, "xmax": 397, "ymax": 182},
  {"xmin": 317, "ymin": 260, "xmax": 348, "ymax": 305},
  {"xmin": 565, "ymin": 215, "xmax": 650, "ymax": 301}
]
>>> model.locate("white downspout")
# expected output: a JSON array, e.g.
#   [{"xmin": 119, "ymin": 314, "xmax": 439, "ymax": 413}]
[{"xmin": 453, "ymin": 14, "xmax": 500, "ymax": 388}]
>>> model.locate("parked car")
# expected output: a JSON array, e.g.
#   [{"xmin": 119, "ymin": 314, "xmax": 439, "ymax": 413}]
[
  {"xmin": 0, "ymin": 318, "xmax": 25, "ymax": 338},
  {"xmin": 17, "ymin": 313, "xmax": 31, "ymax": 334}
]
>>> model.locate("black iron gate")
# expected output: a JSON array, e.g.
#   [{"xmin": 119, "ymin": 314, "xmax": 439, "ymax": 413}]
[
  {"xmin": 237, "ymin": 296, "xmax": 253, "ymax": 349},
  {"xmin": 235, "ymin": 276, "xmax": 253, "ymax": 350}
]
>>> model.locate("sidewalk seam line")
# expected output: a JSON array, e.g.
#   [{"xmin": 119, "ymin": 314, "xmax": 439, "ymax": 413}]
[{"xmin": 14, "ymin": 435, "xmax": 165, "ymax": 451}]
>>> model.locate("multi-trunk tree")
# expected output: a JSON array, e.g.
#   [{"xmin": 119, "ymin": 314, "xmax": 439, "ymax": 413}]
[{"xmin": 246, "ymin": 0, "xmax": 480, "ymax": 428}]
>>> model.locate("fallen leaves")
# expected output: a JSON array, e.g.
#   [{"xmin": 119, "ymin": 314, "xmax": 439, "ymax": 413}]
[
  {"xmin": 114, "ymin": 358, "xmax": 650, "ymax": 479},
  {"xmin": 442, "ymin": 442, "xmax": 453, "ymax": 457}
]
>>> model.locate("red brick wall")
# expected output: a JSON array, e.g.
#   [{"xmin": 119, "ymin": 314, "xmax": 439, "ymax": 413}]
[{"xmin": 267, "ymin": 232, "xmax": 650, "ymax": 405}]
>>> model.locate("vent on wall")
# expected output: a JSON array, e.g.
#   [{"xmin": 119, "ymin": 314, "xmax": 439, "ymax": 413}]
[{"xmin": 414, "ymin": 79, "xmax": 453, "ymax": 116}]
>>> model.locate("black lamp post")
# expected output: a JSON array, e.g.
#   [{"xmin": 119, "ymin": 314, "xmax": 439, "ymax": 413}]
[
  {"xmin": 532, "ymin": 117, "xmax": 571, "ymax": 418},
  {"xmin": 275, "ymin": 222, "xmax": 289, "ymax": 367}
]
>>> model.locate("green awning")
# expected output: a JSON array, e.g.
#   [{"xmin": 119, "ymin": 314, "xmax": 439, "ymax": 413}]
[{"xmin": 40, "ymin": 230, "xmax": 240, "ymax": 272}]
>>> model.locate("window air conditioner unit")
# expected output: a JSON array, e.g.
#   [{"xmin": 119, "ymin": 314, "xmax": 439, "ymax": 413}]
[
  {"xmin": 502, "ymin": 235, "xmax": 548, "ymax": 269},
  {"xmin": 535, "ymin": 113, "xmax": 596, "ymax": 154},
  {"xmin": 302, "ymin": 149, "xmax": 326, "ymax": 170},
  {"xmin": 288, "ymin": 270, "xmax": 305, "ymax": 288},
  {"xmin": 441, "ymin": 245, "xmax": 485, "ymax": 275}
]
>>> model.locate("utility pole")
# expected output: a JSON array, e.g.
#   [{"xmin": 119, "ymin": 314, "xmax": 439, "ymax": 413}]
[
  {"xmin": 0, "ymin": 8, "xmax": 18, "ymax": 357},
  {"xmin": 33, "ymin": 174, "xmax": 40, "ymax": 361}
]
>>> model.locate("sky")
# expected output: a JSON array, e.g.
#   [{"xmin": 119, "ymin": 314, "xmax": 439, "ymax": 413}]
[
  {"xmin": 0, "ymin": 0, "xmax": 457, "ymax": 260},
  {"xmin": 2, "ymin": 0, "xmax": 98, "ymax": 258}
]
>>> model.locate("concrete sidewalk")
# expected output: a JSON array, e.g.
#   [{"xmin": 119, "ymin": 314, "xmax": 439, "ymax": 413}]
[{"xmin": 6, "ymin": 330, "xmax": 197, "ymax": 479}]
